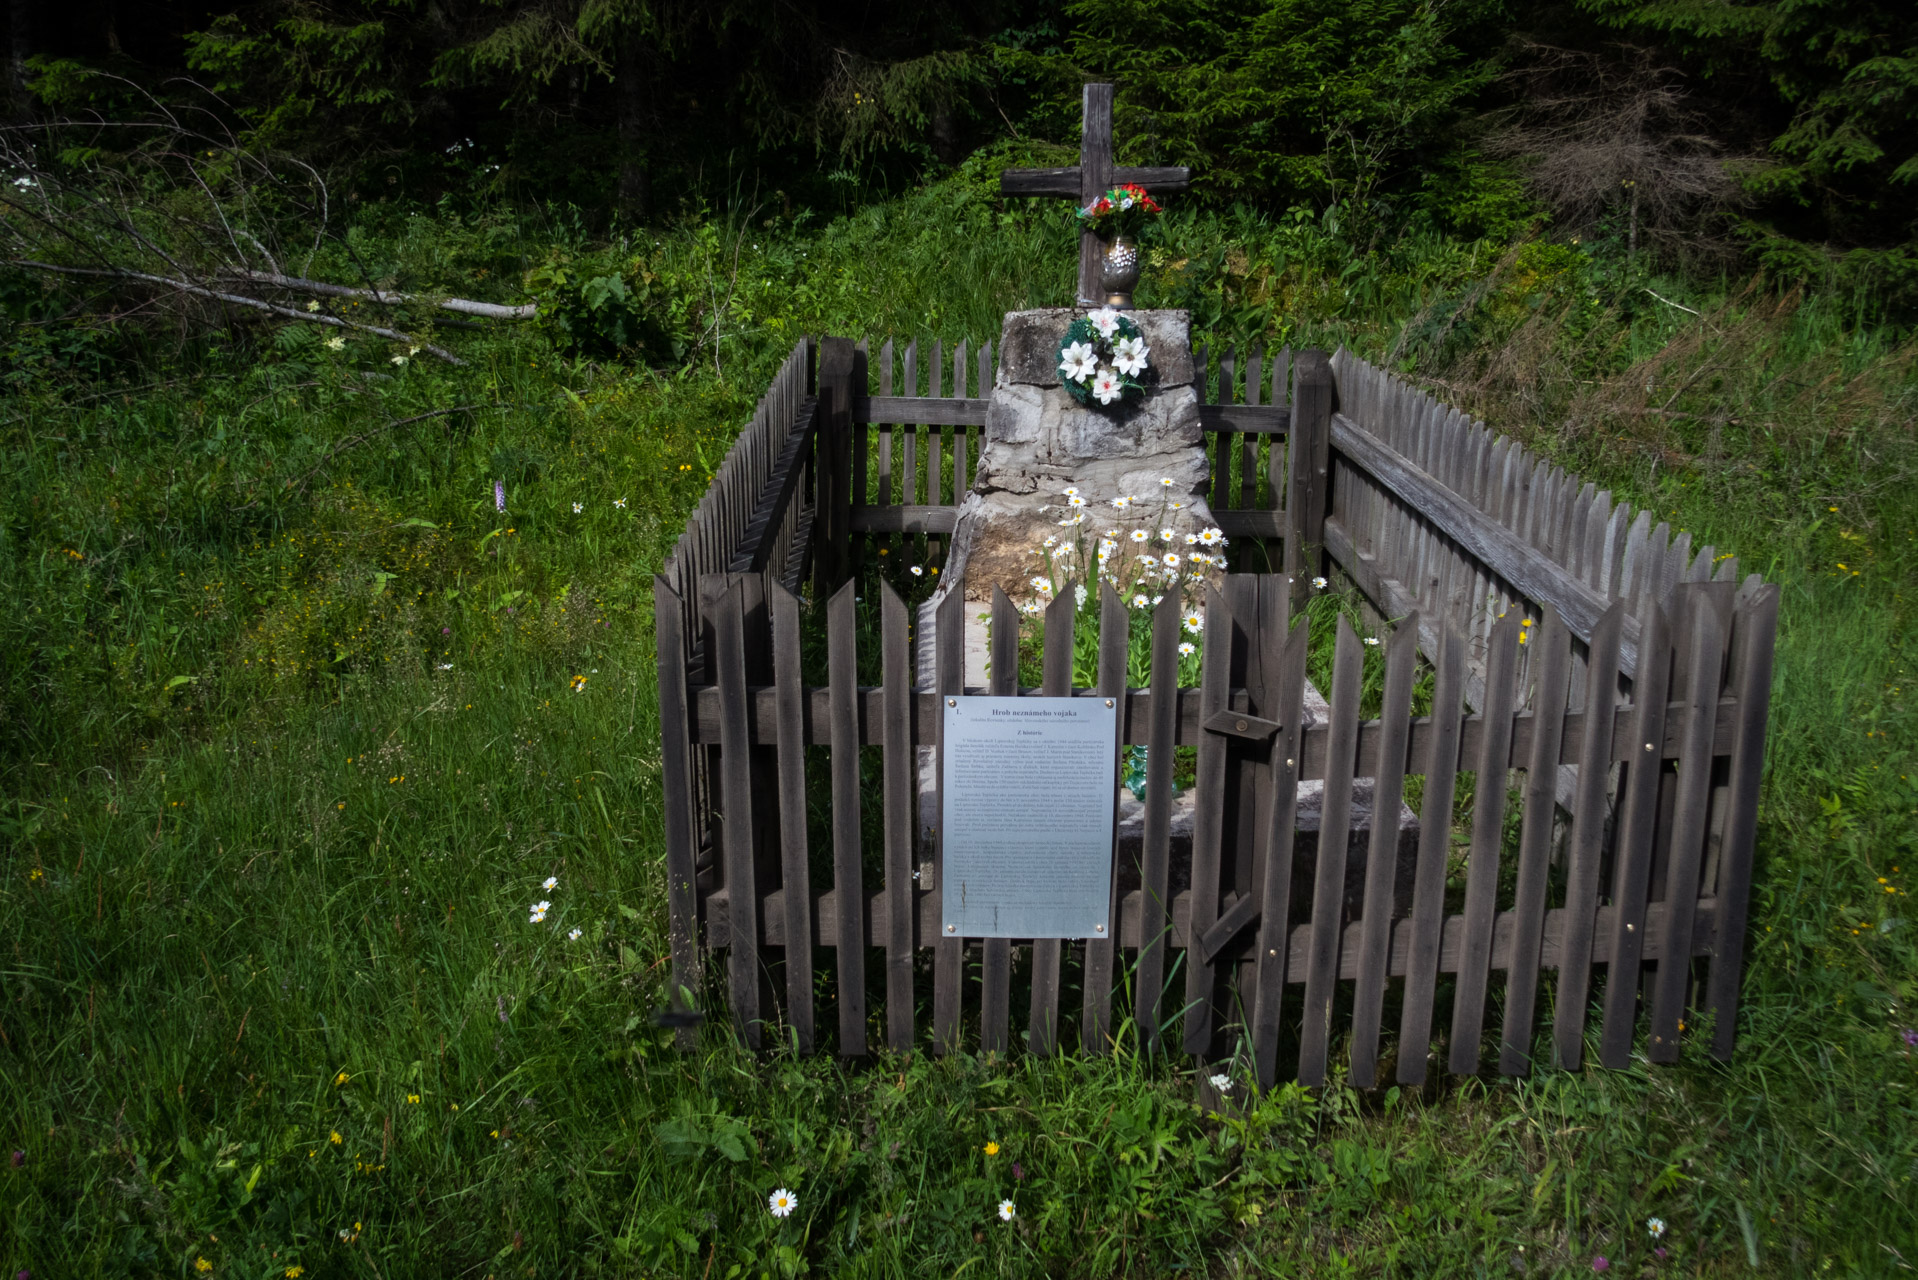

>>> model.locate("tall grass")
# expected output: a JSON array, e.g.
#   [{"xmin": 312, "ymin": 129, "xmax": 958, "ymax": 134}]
[{"xmin": 1, "ymin": 170, "xmax": 1913, "ymax": 1277}]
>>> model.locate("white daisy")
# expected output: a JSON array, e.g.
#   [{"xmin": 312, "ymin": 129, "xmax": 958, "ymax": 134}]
[
  {"xmin": 572, "ymin": 502, "xmax": 583, "ymax": 513},
  {"xmin": 1110, "ymin": 495, "xmax": 1131, "ymax": 508},
  {"xmin": 1067, "ymin": 494, "xmax": 1087, "ymax": 508},
  {"xmin": 543, "ymin": 876, "xmax": 558, "ymax": 890},
  {"xmin": 1199, "ymin": 527, "xmax": 1224, "ymax": 546},
  {"xmin": 1160, "ymin": 477, "xmax": 1175, "ymax": 487},
  {"xmin": 1182, "ymin": 611, "xmax": 1203, "ymax": 633},
  {"xmin": 614, "ymin": 498, "xmax": 627, "ymax": 509},
  {"xmin": 1030, "ymin": 576, "xmax": 1052, "ymax": 595},
  {"xmin": 567, "ymin": 927, "xmax": 582, "ymax": 940},
  {"xmin": 910, "ymin": 565, "xmax": 924, "ymax": 576},
  {"xmin": 1130, "ymin": 529, "xmax": 1149, "ymax": 543},
  {"xmin": 1363, "ymin": 636, "xmax": 1381, "ymax": 646},
  {"xmin": 998, "ymin": 1199, "xmax": 1017, "ymax": 1222},
  {"xmin": 1131, "ymin": 594, "xmax": 1149, "ymax": 609},
  {"xmin": 769, "ymin": 1188, "xmax": 797, "ymax": 1218},
  {"xmin": 1062, "ymin": 487, "xmax": 1080, "ymax": 497},
  {"xmin": 1178, "ymin": 641, "xmax": 1196, "ymax": 657},
  {"xmin": 1646, "ymin": 1218, "xmax": 1666, "ymax": 1239},
  {"xmin": 1311, "ymin": 576, "xmax": 1328, "ymax": 590},
  {"xmin": 1162, "ymin": 553, "xmax": 1180, "ymax": 569},
  {"xmin": 1160, "ymin": 528, "xmax": 1176, "ymax": 542}
]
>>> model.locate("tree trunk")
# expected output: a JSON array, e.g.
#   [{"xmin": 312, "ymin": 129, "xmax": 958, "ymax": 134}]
[
  {"xmin": 10, "ymin": 0, "xmax": 40, "ymax": 122},
  {"xmin": 615, "ymin": 24, "xmax": 649, "ymax": 222}
]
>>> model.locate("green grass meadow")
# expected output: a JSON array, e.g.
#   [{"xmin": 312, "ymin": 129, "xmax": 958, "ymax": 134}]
[{"xmin": 2, "ymin": 181, "xmax": 1916, "ymax": 1277}]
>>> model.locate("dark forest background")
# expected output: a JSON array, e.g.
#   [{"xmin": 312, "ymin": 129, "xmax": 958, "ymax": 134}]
[{"xmin": 9, "ymin": 0, "xmax": 1916, "ymax": 285}]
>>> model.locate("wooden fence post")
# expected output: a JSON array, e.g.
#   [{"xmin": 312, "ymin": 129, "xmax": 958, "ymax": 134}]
[
  {"xmin": 1288, "ymin": 348, "xmax": 1333, "ymax": 607},
  {"xmin": 815, "ymin": 337, "xmax": 856, "ymax": 595}
]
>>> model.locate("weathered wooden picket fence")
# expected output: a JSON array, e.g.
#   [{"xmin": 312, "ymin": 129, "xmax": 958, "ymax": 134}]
[{"xmin": 652, "ymin": 334, "xmax": 1777, "ymax": 1087}]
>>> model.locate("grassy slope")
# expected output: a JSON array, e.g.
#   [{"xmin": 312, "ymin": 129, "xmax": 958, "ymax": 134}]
[{"xmin": 1, "ymin": 166, "xmax": 1914, "ymax": 1278}]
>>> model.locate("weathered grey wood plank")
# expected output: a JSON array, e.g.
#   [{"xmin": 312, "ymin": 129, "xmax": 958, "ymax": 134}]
[
  {"xmin": 827, "ymin": 581, "xmax": 868, "ymax": 1055},
  {"xmin": 1299, "ymin": 615, "xmax": 1364, "ymax": 1086},
  {"xmin": 1349, "ymin": 611, "xmax": 1419, "ymax": 1087}
]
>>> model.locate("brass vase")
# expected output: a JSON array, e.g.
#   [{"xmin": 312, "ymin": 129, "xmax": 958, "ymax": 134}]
[{"xmin": 1100, "ymin": 235, "xmax": 1141, "ymax": 307}]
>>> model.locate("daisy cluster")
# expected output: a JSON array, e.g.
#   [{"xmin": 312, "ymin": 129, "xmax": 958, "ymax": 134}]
[
  {"xmin": 1057, "ymin": 307, "xmax": 1151, "ymax": 407},
  {"xmin": 1024, "ymin": 479, "xmax": 1227, "ymax": 620}
]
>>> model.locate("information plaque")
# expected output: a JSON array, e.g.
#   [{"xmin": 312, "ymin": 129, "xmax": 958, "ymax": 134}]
[{"xmin": 940, "ymin": 696, "xmax": 1118, "ymax": 939}]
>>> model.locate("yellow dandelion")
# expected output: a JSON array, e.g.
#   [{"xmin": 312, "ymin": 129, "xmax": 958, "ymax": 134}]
[
  {"xmin": 983, "ymin": 1141, "xmax": 1000, "ymax": 1156},
  {"xmin": 406, "ymin": 1093, "xmax": 421, "ymax": 1104},
  {"xmin": 286, "ymin": 1268, "xmax": 305, "ymax": 1278},
  {"xmin": 335, "ymin": 1071, "xmax": 350, "ymax": 1086},
  {"xmin": 195, "ymin": 1258, "xmax": 213, "ymax": 1273},
  {"xmin": 329, "ymin": 1131, "xmax": 343, "ymax": 1145}
]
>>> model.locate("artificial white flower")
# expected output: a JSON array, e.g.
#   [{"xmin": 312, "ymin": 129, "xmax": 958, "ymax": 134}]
[
  {"xmin": 998, "ymin": 1199, "xmax": 1017, "ymax": 1222},
  {"xmin": 1112, "ymin": 334, "xmax": 1150, "ymax": 377},
  {"xmin": 325, "ymin": 336, "xmax": 346, "ymax": 351},
  {"xmin": 769, "ymin": 1188, "xmax": 797, "ymax": 1218},
  {"xmin": 1058, "ymin": 341, "xmax": 1098, "ymax": 383},
  {"xmin": 1088, "ymin": 307, "xmax": 1122, "ymax": 339},
  {"xmin": 543, "ymin": 876, "xmax": 558, "ymax": 890},
  {"xmin": 1183, "ymin": 610, "xmax": 1203, "ymax": 633},
  {"xmin": 1091, "ymin": 367, "xmax": 1124, "ymax": 405}
]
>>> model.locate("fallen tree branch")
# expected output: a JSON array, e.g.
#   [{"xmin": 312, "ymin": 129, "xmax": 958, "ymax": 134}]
[
  {"xmin": 7, "ymin": 260, "xmax": 468, "ymax": 364},
  {"xmin": 222, "ymin": 268, "xmax": 537, "ymax": 320},
  {"xmin": 235, "ymin": 404, "xmax": 485, "ymax": 508}
]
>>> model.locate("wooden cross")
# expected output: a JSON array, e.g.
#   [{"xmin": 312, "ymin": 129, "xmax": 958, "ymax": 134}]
[{"xmin": 1000, "ymin": 83, "xmax": 1192, "ymax": 306}]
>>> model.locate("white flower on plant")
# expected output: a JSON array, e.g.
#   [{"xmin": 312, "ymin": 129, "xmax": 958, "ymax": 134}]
[
  {"xmin": 1058, "ymin": 341, "xmax": 1098, "ymax": 383},
  {"xmin": 305, "ymin": 300, "xmax": 321, "ymax": 313},
  {"xmin": 572, "ymin": 502, "xmax": 583, "ymax": 513},
  {"xmin": 534, "ymin": 900, "xmax": 551, "ymax": 913},
  {"xmin": 528, "ymin": 908, "xmax": 547, "ymax": 924},
  {"xmin": 1088, "ymin": 307, "xmax": 1123, "ymax": 339},
  {"xmin": 769, "ymin": 1188, "xmax": 797, "ymax": 1218},
  {"xmin": 1183, "ymin": 610, "xmax": 1203, "ymax": 633},
  {"xmin": 1110, "ymin": 495, "xmax": 1131, "ymax": 508},
  {"xmin": 1057, "ymin": 512, "xmax": 1086, "ymax": 526},
  {"xmin": 1168, "ymin": 501, "xmax": 1185, "ymax": 510},
  {"xmin": 1067, "ymin": 494, "xmax": 1087, "ymax": 508},
  {"xmin": 1074, "ymin": 584, "xmax": 1088, "ymax": 608},
  {"xmin": 1062, "ymin": 487, "xmax": 1080, "ymax": 497},
  {"xmin": 1131, "ymin": 593, "xmax": 1149, "ymax": 609},
  {"xmin": 1160, "ymin": 477, "xmax": 1174, "ymax": 487},
  {"xmin": 1043, "ymin": 535, "xmax": 1057, "ymax": 548},
  {"xmin": 438, "ymin": 662, "xmax": 453, "ymax": 670},
  {"xmin": 1162, "ymin": 553, "xmax": 1180, "ymax": 569},
  {"xmin": 1112, "ymin": 334, "xmax": 1150, "ymax": 377},
  {"xmin": 1363, "ymin": 636, "xmax": 1381, "ymax": 646},
  {"xmin": 325, "ymin": 336, "xmax": 346, "ymax": 351},
  {"xmin": 1646, "ymin": 1218, "xmax": 1666, "ymax": 1239},
  {"xmin": 543, "ymin": 876, "xmax": 558, "ymax": 890},
  {"xmin": 567, "ymin": 927, "xmax": 582, "ymax": 941},
  {"xmin": 408, "ymin": 345, "xmax": 421, "ymax": 356},
  {"xmin": 1160, "ymin": 528, "xmax": 1176, "ymax": 542},
  {"xmin": 1130, "ymin": 529, "xmax": 1149, "ymax": 543},
  {"xmin": 910, "ymin": 565, "xmax": 924, "ymax": 576},
  {"xmin": 391, "ymin": 355, "xmax": 408, "ymax": 366},
  {"xmin": 1311, "ymin": 576, "xmax": 1329, "ymax": 590},
  {"xmin": 1152, "ymin": 594, "xmax": 1164, "ymax": 605},
  {"xmin": 1208, "ymin": 1072, "xmax": 1234, "ymax": 1093},
  {"xmin": 1199, "ymin": 527, "xmax": 1224, "ymax": 546},
  {"xmin": 614, "ymin": 498, "xmax": 627, "ymax": 509},
  {"xmin": 1178, "ymin": 641, "xmax": 1197, "ymax": 657},
  {"xmin": 1184, "ymin": 532, "xmax": 1198, "ymax": 545},
  {"xmin": 1091, "ymin": 367, "xmax": 1124, "ymax": 405},
  {"xmin": 998, "ymin": 1199, "xmax": 1017, "ymax": 1222},
  {"xmin": 1030, "ymin": 576, "xmax": 1052, "ymax": 595}
]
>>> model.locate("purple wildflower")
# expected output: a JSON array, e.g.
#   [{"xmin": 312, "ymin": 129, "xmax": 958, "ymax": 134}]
[
  {"xmin": 495, "ymin": 480, "xmax": 506, "ymax": 513},
  {"xmin": 9, "ymin": 1150, "xmax": 20, "ymax": 1167},
  {"xmin": 1902, "ymin": 1028, "xmax": 1917, "ymax": 1048},
  {"xmin": 1654, "ymin": 1247, "xmax": 1668, "ymax": 1261},
  {"xmin": 1011, "ymin": 1162, "xmax": 1024, "ymax": 1182},
  {"xmin": 1591, "ymin": 1258, "xmax": 1609, "ymax": 1272}
]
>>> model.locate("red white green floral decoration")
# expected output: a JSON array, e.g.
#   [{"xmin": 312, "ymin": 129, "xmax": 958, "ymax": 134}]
[{"xmin": 1057, "ymin": 306, "xmax": 1151, "ymax": 407}]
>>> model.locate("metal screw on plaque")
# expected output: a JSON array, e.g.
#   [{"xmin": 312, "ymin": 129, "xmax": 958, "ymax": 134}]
[
  {"xmin": 1105, "ymin": 698, "xmax": 1114, "ymax": 707},
  {"xmin": 946, "ymin": 924, "xmax": 956, "ymax": 934},
  {"xmin": 949, "ymin": 698, "xmax": 957, "ymax": 707},
  {"xmin": 1095, "ymin": 924, "xmax": 1105, "ymax": 934},
  {"xmin": 1235, "ymin": 719, "xmax": 1248, "ymax": 732}
]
